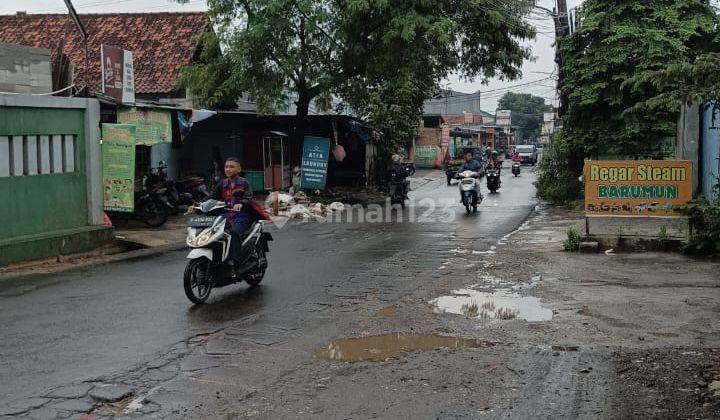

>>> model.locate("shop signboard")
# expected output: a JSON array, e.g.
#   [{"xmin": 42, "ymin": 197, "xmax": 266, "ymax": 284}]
[
  {"xmin": 101, "ymin": 44, "xmax": 135, "ymax": 103},
  {"xmin": 300, "ymin": 136, "xmax": 330, "ymax": 189},
  {"xmin": 584, "ymin": 160, "xmax": 692, "ymax": 216},
  {"xmin": 101, "ymin": 123, "xmax": 136, "ymax": 212},
  {"xmin": 118, "ymin": 107, "xmax": 172, "ymax": 145},
  {"xmin": 496, "ymin": 110, "xmax": 512, "ymax": 127}
]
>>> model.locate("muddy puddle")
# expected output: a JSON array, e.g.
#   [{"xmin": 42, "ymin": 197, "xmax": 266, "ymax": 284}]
[
  {"xmin": 430, "ymin": 288, "xmax": 553, "ymax": 322},
  {"xmin": 315, "ymin": 333, "xmax": 494, "ymax": 362}
]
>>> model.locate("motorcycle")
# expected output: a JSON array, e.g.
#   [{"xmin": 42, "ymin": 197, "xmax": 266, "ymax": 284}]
[
  {"xmin": 184, "ymin": 199, "xmax": 273, "ymax": 304},
  {"xmin": 387, "ymin": 167, "xmax": 410, "ymax": 208},
  {"xmin": 486, "ymin": 167, "xmax": 501, "ymax": 193},
  {"xmin": 512, "ymin": 162, "xmax": 521, "ymax": 177},
  {"xmin": 456, "ymin": 170, "xmax": 483, "ymax": 214},
  {"xmin": 176, "ymin": 176, "xmax": 210, "ymax": 203},
  {"xmin": 148, "ymin": 162, "xmax": 209, "ymax": 214}
]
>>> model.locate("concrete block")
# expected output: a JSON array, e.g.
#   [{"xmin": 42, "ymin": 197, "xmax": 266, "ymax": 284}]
[
  {"xmin": 579, "ymin": 241, "xmax": 599, "ymax": 253},
  {"xmin": 587, "ymin": 215, "xmax": 689, "ymax": 239}
]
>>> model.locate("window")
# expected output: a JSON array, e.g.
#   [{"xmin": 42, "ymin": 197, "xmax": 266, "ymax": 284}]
[{"xmin": 0, "ymin": 134, "xmax": 77, "ymax": 177}]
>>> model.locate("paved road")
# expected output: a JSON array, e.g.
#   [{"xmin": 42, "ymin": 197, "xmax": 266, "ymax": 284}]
[{"xmin": 0, "ymin": 163, "xmax": 539, "ymax": 417}]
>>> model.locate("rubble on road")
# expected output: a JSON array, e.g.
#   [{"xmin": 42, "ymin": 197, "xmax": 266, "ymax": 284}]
[{"xmin": 264, "ymin": 189, "xmax": 347, "ymax": 221}]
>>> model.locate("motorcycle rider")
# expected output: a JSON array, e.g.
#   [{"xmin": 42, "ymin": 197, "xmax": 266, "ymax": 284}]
[
  {"xmin": 458, "ymin": 151, "xmax": 483, "ymax": 173},
  {"xmin": 457, "ymin": 151, "xmax": 483, "ymax": 202},
  {"xmin": 388, "ymin": 154, "xmax": 410, "ymax": 199},
  {"xmin": 486, "ymin": 150, "xmax": 501, "ymax": 171},
  {"xmin": 209, "ymin": 157, "xmax": 252, "ymax": 266}
]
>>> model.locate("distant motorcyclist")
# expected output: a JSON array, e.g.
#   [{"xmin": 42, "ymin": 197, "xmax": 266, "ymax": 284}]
[
  {"xmin": 486, "ymin": 150, "xmax": 501, "ymax": 171},
  {"xmin": 387, "ymin": 154, "xmax": 410, "ymax": 199}
]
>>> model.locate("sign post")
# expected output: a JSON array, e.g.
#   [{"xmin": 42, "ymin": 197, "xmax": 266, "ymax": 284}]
[
  {"xmin": 101, "ymin": 124, "xmax": 136, "ymax": 212},
  {"xmin": 300, "ymin": 136, "xmax": 330, "ymax": 190},
  {"xmin": 583, "ymin": 160, "xmax": 692, "ymax": 216}
]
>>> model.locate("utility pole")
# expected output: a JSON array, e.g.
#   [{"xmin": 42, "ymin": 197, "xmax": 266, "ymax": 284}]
[{"xmin": 554, "ymin": 0, "xmax": 570, "ymax": 117}]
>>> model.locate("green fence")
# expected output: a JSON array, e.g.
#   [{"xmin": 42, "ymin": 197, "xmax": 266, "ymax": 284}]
[{"xmin": 0, "ymin": 97, "xmax": 110, "ymax": 265}]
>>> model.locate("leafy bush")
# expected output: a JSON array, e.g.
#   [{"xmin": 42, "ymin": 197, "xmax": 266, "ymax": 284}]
[
  {"xmin": 656, "ymin": 226, "xmax": 671, "ymax": 250},
  {"xmin": 563, "ymin": 228, "xmax": 581, "ymax": 251},
  {"xmin": 536, "ymin": 134, "xmax": 583, "ymax": 206},
  {"xmin": 680, "ymin": 183, "xmax": 720, "ymax": 254}
]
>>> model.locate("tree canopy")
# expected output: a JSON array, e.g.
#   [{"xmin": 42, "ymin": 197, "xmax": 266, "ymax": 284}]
[
  {"xmin": 497, "ymin": 92, "xmax": 552, "ymax": 142},
  {"xmin": 559, "ymin": 0, "xmax": 719, "ymax": 169},
  {"xmin": 180, "ymin": 0, "xmax": 537, "ymax": 146}
]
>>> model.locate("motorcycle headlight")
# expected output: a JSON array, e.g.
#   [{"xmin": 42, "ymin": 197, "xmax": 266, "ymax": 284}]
[{"xmin": 196, "ymin": 231, "xmax": 213, "ymax": 247}]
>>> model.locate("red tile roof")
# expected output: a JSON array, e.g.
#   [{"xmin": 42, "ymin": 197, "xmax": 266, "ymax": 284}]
[{"xmin": 0, "ymin": 12, "xmax": 208, "ymax": 94}]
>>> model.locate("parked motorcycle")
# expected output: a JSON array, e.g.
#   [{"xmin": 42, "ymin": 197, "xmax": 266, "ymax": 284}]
[
  {"xmin": 456, "ymin": 170, "xmax": 483, "ymax": 214},
  {"xmin": 148, "ymin": 162, "xmax": 209, "ymax": 214},
  {"xmin": 512, "ymin": 162, "xmax": 521, "ymax": 177},
  {"xmin": 486, "ymin": 167, "xmax": 501, "ymax": 193},
  {"xmin": 176, "ymin": 176, "xmax": 210, "ymax": 203},
  {"xmin": 184, "ymin": 199, "xmax": 273, "ymax": 304}
]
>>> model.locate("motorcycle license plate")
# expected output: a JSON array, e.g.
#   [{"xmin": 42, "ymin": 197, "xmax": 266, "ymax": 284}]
[{"xmin": 188, "ymin": 216, "xmax": 215, "ymax": 228}]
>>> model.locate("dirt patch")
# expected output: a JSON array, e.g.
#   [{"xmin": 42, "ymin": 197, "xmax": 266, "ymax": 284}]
[
  {"xmin": 613, "ymin": 348, "xmax": 720, "ymax": 418},
  {"xmin": 373, "ymin": 306, "xmax": 399, "ymax": 317}
]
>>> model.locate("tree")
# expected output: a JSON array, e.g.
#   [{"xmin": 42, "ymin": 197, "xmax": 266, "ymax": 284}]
[
  {"xmin": 558, "ymin": 0, "xmax": 719, "ymax": 174},
  {"xmin": 497, "ymin": 92, "xmax": 552, "ymax": 142},
  {"xmin": 180, "ymin": 0, "xmax": 537, "ymax": 147}
]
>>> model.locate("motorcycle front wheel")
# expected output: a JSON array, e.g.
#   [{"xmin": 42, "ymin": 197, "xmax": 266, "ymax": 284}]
[
  {"xmin": 184, "ymin": 259, "xmax": 213, "ymax": 304},
  {"xmin": 138, "ymin": 199, "xmax": 168, "ymax": 227}
]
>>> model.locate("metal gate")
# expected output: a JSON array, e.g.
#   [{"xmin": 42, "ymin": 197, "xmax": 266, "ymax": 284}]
[{"xmin": 701, "ymin": 104, "xmax": 720, "ymax": 201}]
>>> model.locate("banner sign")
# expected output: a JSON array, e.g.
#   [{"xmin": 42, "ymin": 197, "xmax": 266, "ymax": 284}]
[
  {"xmin": 118, "ymin": 107, "xmax": 172, "ymax": 145},
  {"xmin": 415, "ymin": 145, "xmax": 438, "ymax": 159},
  {"xmin": 101, "ymin": 45, "xmax": 135, "ymax": 103},
  {"xmin": 441, "ymin": 124, "xmax": 450, "ymax": 146},
  {"xmin": 584, "ymin": 160, "xmax": 692, "ymax": 216},
  {"xmin": 496, "ymin": 110, "xmax": 512, "ymax": 127},
  {"xmin": 300, "ymin": 136, "xmax": 330, "ymax": 190},
  {"xmin": 101, "ymin": 124, "xmax": 136, "ymax": 212},
  {"xmin": 543, "ymin": 112, "xmax": 555, "ymax": 123}
]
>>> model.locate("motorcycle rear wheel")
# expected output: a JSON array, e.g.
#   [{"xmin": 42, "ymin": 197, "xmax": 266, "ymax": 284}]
[{"xmin": 184, "ymin": 259, "xmax": 213, "ymax": 304}]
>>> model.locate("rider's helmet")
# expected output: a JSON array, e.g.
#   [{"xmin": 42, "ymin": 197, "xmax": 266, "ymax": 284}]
[
  {"xmin": 491, "ymin": 150, "xmax": 499, "ymax": 157},
  {"xmin": 391, "ymin": 154, "xmax": 401, "ymax": 163}
]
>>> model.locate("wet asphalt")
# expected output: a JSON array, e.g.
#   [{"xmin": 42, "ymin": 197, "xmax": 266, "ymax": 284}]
[{"xmin": 0, "ymin": 163, "xmax": 538, "ymax": 414}]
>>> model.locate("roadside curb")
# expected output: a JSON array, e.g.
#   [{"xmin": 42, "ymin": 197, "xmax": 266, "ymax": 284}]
[{"xmin": 0, "ymin": 241, "xmax": 187, "ymax": 281}]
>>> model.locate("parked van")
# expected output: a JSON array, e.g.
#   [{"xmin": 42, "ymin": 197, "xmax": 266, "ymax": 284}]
[{"xmin": 515, "ymin": 144, "xmax": 538, "ymax": 165}]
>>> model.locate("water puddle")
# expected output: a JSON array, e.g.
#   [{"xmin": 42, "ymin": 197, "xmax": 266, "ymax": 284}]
[
  {"xmin": 430, "ymin": 288, "xmax": 553, "ymax": 322},
  {"xmin": 315, "ymin": 333, "xmax": 494, "ymax": 362}
]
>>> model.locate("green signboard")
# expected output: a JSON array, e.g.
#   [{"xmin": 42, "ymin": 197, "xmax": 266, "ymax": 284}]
[
  {"xmin": 102, "ymin": 124, "xmax": 136, "ymax": 212},
  {"xmin": 117, "ymin": 107, "xmax": 172, "ymax": 145}
]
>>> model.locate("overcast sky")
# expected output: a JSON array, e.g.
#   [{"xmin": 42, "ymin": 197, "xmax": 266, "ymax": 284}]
[{"xmin": 1, "ymin": 0, "xmax": 583, "ymax": 112}]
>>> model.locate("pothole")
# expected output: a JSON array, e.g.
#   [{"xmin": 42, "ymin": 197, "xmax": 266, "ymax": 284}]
[
  {"xmin": 315, "ymin": 333, "xmax": 494, "ymax": 362},
  {"xmin": 430, "ymin": 288, "xmax": 553, "ymax": 322}
]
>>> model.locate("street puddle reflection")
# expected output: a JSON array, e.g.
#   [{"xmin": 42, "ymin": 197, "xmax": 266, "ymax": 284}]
[
  {"xmin": 430, "ymin": 288, "xmax": 553, "ymax": 322},
  {"xmin": 315, "ymin": 333, "xmax": 494, "ymax": 362}
]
